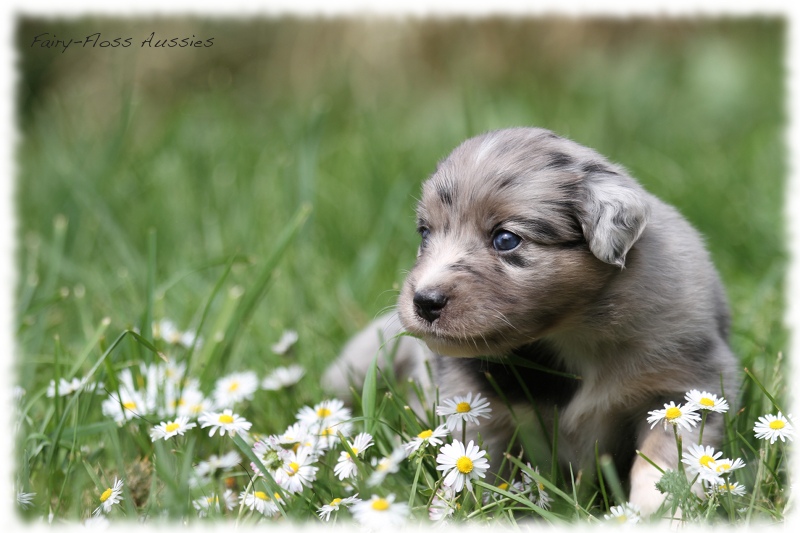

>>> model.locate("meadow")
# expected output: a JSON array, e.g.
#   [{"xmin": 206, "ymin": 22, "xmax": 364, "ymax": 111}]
[{"xmin": 13, "ymin": 16, "xmax": 790, "ymax": 527}]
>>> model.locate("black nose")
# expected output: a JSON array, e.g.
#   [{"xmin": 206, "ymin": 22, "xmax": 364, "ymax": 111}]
[{"xmin": 413, "ymin": 289, "xmax": 448, "ymax": 323}]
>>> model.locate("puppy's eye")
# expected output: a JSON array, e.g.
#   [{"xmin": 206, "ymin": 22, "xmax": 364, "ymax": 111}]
[
  {"xmin": 418, "ymin": 227, "xmax": 431, "ymax": 247},
  {"xmin": 492, "ymin": 230, "xmax": 522, "ymax": 251}
]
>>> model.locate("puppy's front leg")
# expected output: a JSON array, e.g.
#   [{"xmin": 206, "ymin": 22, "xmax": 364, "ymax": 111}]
[{"xmin": 629, "ymin": 421, "xmax": 681, "ymax": 515}]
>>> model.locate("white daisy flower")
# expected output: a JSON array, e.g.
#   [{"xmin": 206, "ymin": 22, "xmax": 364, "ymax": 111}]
[
  {"xmin": 149, "ymin": 416, "xmax": 197, "ymax": 441},
  {"xmin": 314, "ymin": 420, "xmax": 353, "ymax": 451},
  {"xmin": 428, "ymin": 486, "xmax": 457, "ymax": 522},
  {"xmin": 436, "ymin": 392, "xmax": 492, "ymax": 432},
  {"xmin": 271, "ymin": 330, "xmax": 299, "ymax": 354},
  {"xmin": 153, "ymin": 319, "xmax": 203, "ymax": 349},
  {"xmin": 296, "ymin": 398, "xmax": 351, "ymax": 428},
  {"xmin": 17, "ymin": 491, "xmax": 35, "ymax": 509},
  {"xmin": 710, "ymin": 457, "xmax": 746, "ymax": 476},
  {"xmin": 262, "ymin": 365, "xmax": 305, "ymax": 390},
  {"xmin": 521, "ymin": 464, "xmax": 552, "ymax": 509},
  {"xmin": 681, "ymin": 444, "xmax": 723, "ymax": 478},
  {"xmin": 646, "ymin": 401, "xmax": 701, "ymax": 432},
  {"xmin": 175, "ymin": 386, "xmax": 214, "ymax": 419},
  {"xmin": 436, "ymin": 439, "xmax": 490, "ymax": 493},
  {"xmin": 239, "ymin": 490, "xmax": 281, "ymax": 517},
  {"xmin": 317, "ymin": 494, "xmax": 361, "ymax": 521},
  {"xmin": 754, "ymin": 412, "xmax": 794, "ymax": 444},
  {"xmin": 404, "ymin": 424, "xmax": 448, "ymax": 454},
  {"xmin": 685, "ymin": 390, "xmax": 729, "ymax": 413},
  {"xmin": 715, "ymin": 481, "xmax": 747, "ymax": 496},
  {"xmin": 483, "ymin": 480, "xmax": 525, "ymax": 504},
  {"xmin": 92, "ymin": 478, "xmax": 124, "ymax": 516},
  {"xmin": 334, "ymin": 432, "xmax": 374, "ymax": 480},
  {"xmin": 274, "ymin": 446, "xmax": 318, "ymax": 493},
  {"xmin": 46, "ymin": 377, "xmax": 89, "ymax": 397},
  {"xmin": 212, "ymin": 371, "xmax": 259, "ymax": 408},
  {"xmin": 368, "ymin": 447, "xmax": 407, "ymax": 486},
  {"xmin": 198, "ymin": 409, "xmax": 252, "ymax": 437},
  {"xmin": 192, "ymin": 489, "xmax": 237, "ymax": 517},
  {"xmin": 194, "ymin": 451, "xmax": 242, "ymax": 479},
  {"xmin": 351, "ymin": 494, "xmax": 409, "ymax": 528},
  {"xmin": 101, "ymin": 388, "xmax": 148, "ymax": 424},
  {"xmin": 604, "ymin": 502, "xmax": 642, "ymax": 525}
]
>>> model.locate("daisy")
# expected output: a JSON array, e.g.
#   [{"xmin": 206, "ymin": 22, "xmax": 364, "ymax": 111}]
[
  {"xmin": 274, "ymin": 446, "xmax": 318, "ymax": 493},
  {"xmin": 101, "ymin": 388, "xmax": 148, "ymax": 424},
  {"xmin": 604, "ymin": 502, "xmax": 642, "ymax": 525},
  {"xmin": 685, "ymin": 390, "xmax": 729, "ymax": 413},
  {"xmin": 192, "ymin": 489, "xmax": 237, "ymax": 517},
  {"xmin": 646, "ymin": 401, "xmax": 701, "ymax": 432},
  {"xmin": 239, "ymin": 490, "xmax": 281, "ymax": 517},
  {"xmin": 428, "ymin": 486, "xmax": 457, "ymax": 522},
  {"xmin": 521, "ymin": 463, "xmax": 552, "ymax": 509},
  {"xmin": 351, "ymin": 494, "xmax": 409, "ymax": 528},
  {"xmin": 710, "ymin": 457, "xmax": 746, "ymax": 476},
  {"xmin": 483, "ymin": 480, "xmax": 525, "ymax": 504},
  {"xmin": 436, "ymin": 392, "xmax": 492, "ymax": 432},
  {"xmin": 404, "ymin": 424, "xmax": 448, "ymax": 454},
  {"xmin": 334, "ymin": 432, "xmax": 374, "ymax": 480},
  {"xmin": 175, "ymin": 386, "xmax": 214, "ymax": 419},
  {"xmin": 296, "ymin": 398, "xmax": 351, "ymax": 428},
  {"xmin": 681, "ymin": 444, "xmax": 723, "ymax": 478},
  {"xmin": 711, "ymin": 481, "xmax": 747, "ymax": 496},
  {"xmin": 198, "ymin": 409, "xmax": 252, "ymax": 437},
  {"xmin": 368, "ymin": 447, "xmax": 407, "ymax": 486},
  {"xmin": 262, "ymin": 365, "xmax": 305, "ymax": 390},
  {"xmin": 754, "ymin": 412, "xmax": 794, "ymax": 444},
  {"xmin": 436, "ymin": 439, "xmax": 490, "ymax": 493},
  {"xmin": 46, "ymin": 377, "xmax": 89, "ymax": 397},
  {"xmin": 82, "ymin": 515, "xmax": 110, "ymax": 529},
  {"xmin": 92, "ymin": 478, "xmax": 124, "ymax": 516},
  {"xmin": 271, "ymin": 330, "xmax": 299, "ymax": 354},
  {"xmin": 314, "ymin": 420, "xmax": 354, "ymax": 451},
  {"xmin": 194, "ymin": 451, "xmax": 242, "ymax": 478},
  {"xmin": 149, "ymin": 416, "xmax": 197, "ymax": 441},
  {"xmin": 16, "ymin": 491, "xmax": 35, "ymax": 509},
  {"xmin": 317, "ymin": 494, "xmax": 361, "ymax": 521},
  {"xmin": 212, "ymin": 371, "xmax": 259, "ymax": 408}
]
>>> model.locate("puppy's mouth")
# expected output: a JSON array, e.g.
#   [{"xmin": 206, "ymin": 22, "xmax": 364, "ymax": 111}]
[{"xmin": 401, "ymin": 296, "xmax": 517, "ymax": 357}]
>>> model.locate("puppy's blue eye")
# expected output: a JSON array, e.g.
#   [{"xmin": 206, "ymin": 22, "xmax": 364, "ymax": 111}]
[{"xmin": 493, "ymin": 230, "xmax": 522, "ymax": 251}]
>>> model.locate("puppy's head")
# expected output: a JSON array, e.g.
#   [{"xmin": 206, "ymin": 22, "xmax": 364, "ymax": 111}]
[{"xmin": 397, "ymin": 128, "xmax": 650, "ymax": 357}]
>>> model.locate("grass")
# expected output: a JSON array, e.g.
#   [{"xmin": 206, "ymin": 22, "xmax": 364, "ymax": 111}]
[{"xmin": 13, "ymin": 16, "xmax": 790, "ymax": 527}]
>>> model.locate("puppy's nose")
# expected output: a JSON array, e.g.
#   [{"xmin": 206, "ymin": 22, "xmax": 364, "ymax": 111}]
[{"xmin": 413, "ymin": 289, "xmax": 448, "ymax": 323}]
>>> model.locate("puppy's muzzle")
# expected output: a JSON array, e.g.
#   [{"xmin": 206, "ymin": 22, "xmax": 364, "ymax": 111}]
[{"xmin": 413, "ymin": 288, "xmax": 448, "ymax": 324}]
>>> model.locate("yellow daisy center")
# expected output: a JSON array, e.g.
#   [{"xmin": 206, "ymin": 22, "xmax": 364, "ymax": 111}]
[
  {"xmin": 351, "ymin": 447, "xmax": 359, "ymax": 455},
  {"xmin": 456, "ymin": 402, "xmax": 472, "ymax": 413},
  {"xmin": 228, "ymin": 382, "xmax": 239, "ymax": 392},
  {"xmin": 418, "ymin": 429, "xmax": 433, "ymax": 439},
  {"xmin": 700, "ymin": 397, "xmax": 715, "ymax": 407},
  {"xmin": 456, "ymin": 456, "xmax": 474, "ymax": 474},
  {"xmin": 292, "ymin": 442, "xmax": 301, "ymax": 453},
  {"xmin": 122, "ymin": 401, "xmax": 137, "ymax": 410},
  {"xmin": 165, "ymin": 422, "xmax": 180, "ymax": 433},
  {"xmin": 288, "ymin": 462, "xmax": 300, "ymax": 476},
  {"xmin": 665, "ymin": 407, "xmax": 682, "ymax": 420},
  {"xmin": 371, "ymin": 498, "xmax": 390, "ymax": 511},
  {"xmin": 100, "ymin": 488, "xmax": 113, "ymax": 502},
  {"xmin": 770, "ymin": 420, "xmax": 786, "ymax": 430},
  {"xmin": 317, "ymin": 407, "xmax": 332, "ymax": 418},
  {"xmin": 699, "ymin": 455, "xmax": 715, "ymax": 467},
  {"xmin": 219, "ymin": 414, "xmax": 234, "ymax": 424},
  {"xmin": 716, "ymin": 463, "xmax": 731, "ymax": 472},
  {"xmin": 330, "ymin": 498, "xmax": 342, "ymax": 506},
  {"xmin": 254, "ymin": 491, "xmax": 268, "ymax": 500},
  {"xmin": 321, "ymin": 427, "xmax": 334, "ymax": 436},
  {"xmin": 498, "ymin": 482, "xmax": 509, "ymax": 491}
]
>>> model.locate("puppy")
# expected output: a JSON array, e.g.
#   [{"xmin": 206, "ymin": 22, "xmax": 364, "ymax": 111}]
[{"xmin": 324, "ymin": 127, "xmax": 739, "ymax": 514}]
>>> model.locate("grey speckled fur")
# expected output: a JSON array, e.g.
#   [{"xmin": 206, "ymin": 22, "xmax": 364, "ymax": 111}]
[{"xmin": 323, "ymin": 127, "xmax": 739, "ymax": 514}]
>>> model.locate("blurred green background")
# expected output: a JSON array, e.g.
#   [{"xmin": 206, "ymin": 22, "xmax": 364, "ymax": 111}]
[{"xmin": 15, "ymin": 17, "xmax": 786, "ymax": 390}]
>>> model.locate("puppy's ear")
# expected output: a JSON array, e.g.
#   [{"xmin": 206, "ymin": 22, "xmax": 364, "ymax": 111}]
[{"xmin": 578, "ymin": 172, "xmax": 650, "ymax": 268}]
